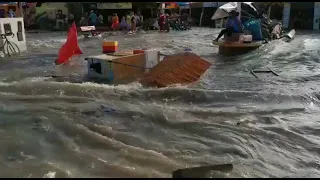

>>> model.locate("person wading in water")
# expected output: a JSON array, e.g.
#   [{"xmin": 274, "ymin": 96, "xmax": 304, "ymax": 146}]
[
  {"xmin": 214, "ymin": 10, "xmax": 243, "ymax": 42},
  {"xmin": 158, "ymin": 12, "xmax": 166, "ymax": 31},
  {"xmin": 126, "ymin": 12, "xmax": 132, "ymax": 33},
  {"xmin": 88, "ymin": 10, "xmax": 98, "ymax": 26},
  {"xmin": 111, "ymin": 13, "xmax": 120, "ymax": 33}
]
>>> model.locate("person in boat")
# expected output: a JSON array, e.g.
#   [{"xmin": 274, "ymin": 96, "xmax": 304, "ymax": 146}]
[
  {"xmin": 214, "ymin": 10, "xmax": 243, "ymax": 42},
  {"xmin": 271, "ymin": 22, "xmax": 282, "ymax": 39}
]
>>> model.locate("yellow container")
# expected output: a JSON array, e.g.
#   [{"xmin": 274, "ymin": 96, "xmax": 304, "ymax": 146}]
[
  {"xmin": 103, "ymin": 41, "xmax": 118, "ymax": 47},
  {"xmin": 102, "ymin": 41, "xmax": 119, "ymax": 53}
]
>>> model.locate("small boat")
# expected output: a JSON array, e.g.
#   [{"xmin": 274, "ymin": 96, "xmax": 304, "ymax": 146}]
[
  {"xmin": 212, "ymin": 38, "xmax": 263, "ymax": 56},
  {"xmin": 212, "ymin": 28, "xmax": 295, "ymax": 56},
  {"xmin": 211, "ymin": 2, "xmax": 296, "ymax": 57}
]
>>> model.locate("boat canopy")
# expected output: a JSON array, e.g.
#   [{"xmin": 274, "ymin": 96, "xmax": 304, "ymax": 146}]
[{"xmin": 211, "ymin": 2, "xmax": 257, "ymax": 20}]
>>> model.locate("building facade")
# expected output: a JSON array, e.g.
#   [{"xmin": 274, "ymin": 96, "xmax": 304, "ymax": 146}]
[{"xmin": 282, "ymin": 2, "xmax": 320, "ymax": 30}]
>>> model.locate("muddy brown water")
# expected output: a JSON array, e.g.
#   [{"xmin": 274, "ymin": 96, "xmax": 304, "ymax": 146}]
[{"xmin": 0, "ymin": 28, "xmax": 320, "ymax": 177}]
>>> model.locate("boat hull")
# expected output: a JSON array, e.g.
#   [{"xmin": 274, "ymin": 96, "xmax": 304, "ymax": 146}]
[{"xmin": 213, "ymin": 41, "xmax": 263, "ymax": 56}]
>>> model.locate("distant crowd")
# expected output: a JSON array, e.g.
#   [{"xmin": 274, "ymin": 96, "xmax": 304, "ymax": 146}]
[
  {"xmin": 77, "ymin": 10, "xmax": 143, "ymax": 33},
  {"xmin": 75, "ymin": 9, "xmax": 192, "ymax": 32}
]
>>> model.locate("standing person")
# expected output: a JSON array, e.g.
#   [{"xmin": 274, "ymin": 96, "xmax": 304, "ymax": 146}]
[
  {"xmin": 68, "ymin": 12, "xmax": 74, "ymax": 26},
  {"xmin": 8, "ymin": 9, "xmax": 15, "ymax": 18},
  {"xmin": 108, "ymin": 15, "xmax": 113, "ymax": 27},
  {"xmin": 111, "ymin": 13, "xmax": 120, "ymax": 32},
  {"xmin": 158, "ymin": 12, "xmax": 166, "ymax": 31},
  {"xmin": 134, "ymin": 13, "xmax": 140, "ymax": 27},
  {"xmin": 164, "ymin": 13, "xmax": 170, "ymax": 32},
  {"xmin": 131, "ymin": 13, "xmax": 136, "ymax": 33},
  {"xmin": 126, "ymin": 12, "xmax": 132, "ymax": 32},
  {"xmin": 180, "ymin": 12, "xmax": 189, "ymax": 27},
  {"xmin": 79, "ymin": 16, "xmax": 88, "ymax": 26},
  {"xmin": 21, "ymin": 2, "xmax": 28, "ymax": 16},
  {"xmin": 136, "ymin": 11, "xmax": 143, "ymax": 26},
  {"xmin": 120, "ymin": 16, "xmax": 127, "ymax": 31},
  {"xmin": 88, "ymin": 10, "xmax": 97, "ymax": 26},
  {"xmin": 98, "ymin": 13, "xmax": 104, "ymax": 26}
]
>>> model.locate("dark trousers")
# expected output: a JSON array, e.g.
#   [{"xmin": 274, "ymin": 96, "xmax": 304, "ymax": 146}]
[{"xmin": 216, "ymin": 27, "xmax": 236, "ymax": 40}]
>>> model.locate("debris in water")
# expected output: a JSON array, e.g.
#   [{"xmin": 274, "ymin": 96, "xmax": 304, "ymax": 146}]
[
  {"xmin": 140, "ymin": 52, "xmax": 211, "ymax": 87},
  {"xmin": 101, "ymin": 104, "xmax": 116, "ymax": 113},
  {"xmin": 43, "ymin": 171, "xmax": 56, "ymax": 178}
]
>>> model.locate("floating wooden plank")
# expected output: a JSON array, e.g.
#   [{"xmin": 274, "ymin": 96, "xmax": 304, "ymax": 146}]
[
  {"xmin": 247, "ymin": 67, "xmax": 280, "ymax": 79},
  {"xmin": 247, "ymin": 67, "xmax": 259, "ymax": 79},
  {"xmin": 140, "ymin": 52, "xmax": 211, "ymax": 87},
  {"xmin": 268, "ymin": 67, "xmax": 279, "ymax": 76}
]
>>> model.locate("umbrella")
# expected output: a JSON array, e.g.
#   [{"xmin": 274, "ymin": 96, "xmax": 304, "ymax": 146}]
[
  {"xmin": 176, "ymin": 2, "xmax": 190, "ymax": 6},
  {"xmin": 211, "ymin": 2, "xmax": 256, "ymax": 20}
]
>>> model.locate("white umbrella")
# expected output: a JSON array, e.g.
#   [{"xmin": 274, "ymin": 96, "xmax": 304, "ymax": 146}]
[{"xmin": 211, "ymin": 2, "xmax": 256, "ymax": 20}]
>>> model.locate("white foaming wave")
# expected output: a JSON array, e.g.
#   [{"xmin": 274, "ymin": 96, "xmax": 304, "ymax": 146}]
[
  {"xmin": 303, "ymin": 38, "xmax": 320, "ymax": 51},
  {"xmin": 28, "ymin": 38, "xmax": 70, "ymax": 48},
  {"xmin": 0, "ymin": 77, "xmax": 144, "ymax": 92},
  {"xmin": 268, "ymin": 39, "xmax": 302, "ymax": 56},
  {"xmin": 56, "ymin": 81, "xmax": 144, "ymax": 92}
]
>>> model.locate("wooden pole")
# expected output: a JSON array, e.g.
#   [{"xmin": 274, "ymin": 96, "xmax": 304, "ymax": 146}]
[
  {"xmin": 237, "ymin": 2, "xmax": 241, "ymax": 18},
  {"xmin": 267, "ymin": 5, "xmax": 272, "ymax": 19},
  {"xmin": 17, "ymin": 2, "xmax": 24, "ymax": 18},
  {"xmin": 199, "ymin": 6, "xmax": 204, "ymax": 26}
]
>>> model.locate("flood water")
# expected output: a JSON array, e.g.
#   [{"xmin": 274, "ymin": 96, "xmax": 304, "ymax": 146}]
[{"xmin": 0, "ymin": 28, "xmax": 320, "ymax": 177}]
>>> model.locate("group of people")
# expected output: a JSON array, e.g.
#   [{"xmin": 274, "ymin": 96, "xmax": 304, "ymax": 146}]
[
  {"xmin": 157, "ymin": 11, "xmax": 191, "ymax": 31},
  {"xmin": 79, "ymin": 10, "xmax": 104, "ymax": 27},
  {"xmin": 214, "ymin": 9, "xmax": 283, "ymax": 42},
  {"xmin": 79, "ymin": 10, "xmax": 143, "ymax": 34},
  {"xmin": 117, "ymin": 11, "xmax": 143, "ymax": 33},
  {"xmin": 214, "ymin": 10, "xmax": 242, "ymax": 42},
  {"xmin": 0, "ymin": 9, "xmax": 16, "ymax": 18}
]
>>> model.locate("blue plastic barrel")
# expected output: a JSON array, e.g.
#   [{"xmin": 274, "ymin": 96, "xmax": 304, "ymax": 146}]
[
  {"xmin": 243, "ymin": 19, "xmax": 263, "ymax": 41},
  {"xmin": 184, "ymin": 48, "xmax": 192, "ymax": 52}
]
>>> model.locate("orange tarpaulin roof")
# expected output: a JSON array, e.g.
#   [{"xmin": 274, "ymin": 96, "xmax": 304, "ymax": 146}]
[{"xmin": 140, "ymin": 52, "xmax": 211, "ymax": 87}]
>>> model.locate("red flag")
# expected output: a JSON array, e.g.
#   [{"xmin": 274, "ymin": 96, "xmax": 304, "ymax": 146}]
[{"xmin": 55, "ymin": 22, "xmax": 83, "ymax": 65}]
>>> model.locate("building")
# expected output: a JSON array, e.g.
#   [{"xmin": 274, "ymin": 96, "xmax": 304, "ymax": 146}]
[
  {"xmin": 261, "ymin": 2, "xmax": 320, "ymax": 30},
  {"xmin": 282, "ymin": 2, "xmax": 320, "ymax": 30}
]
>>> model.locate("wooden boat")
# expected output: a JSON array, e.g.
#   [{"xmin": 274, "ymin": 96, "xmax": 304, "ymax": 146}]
[
  {"xmin": 212, "ymin": 29, "xmax": 295, "ymax": 57},
  {"xmin": 212, "ymin": 33, "xmax": 263, "ymax": 56},
  {"xmin": 212, "ymin": 40, "xmax": 263, "ymax": 56}
]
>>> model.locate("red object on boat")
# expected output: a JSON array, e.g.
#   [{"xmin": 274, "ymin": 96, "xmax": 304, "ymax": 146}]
[
  {"xmin": 133, "ymin": 50, "xmax": 145, "ymax": 54},
  {"xmin": 55, "ymin": 22, "xmax": 83, "ymax": 65}
]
